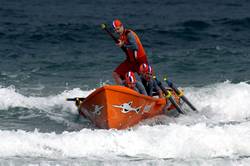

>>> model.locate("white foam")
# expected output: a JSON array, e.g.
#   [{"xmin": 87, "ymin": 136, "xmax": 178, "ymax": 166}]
[
  {"xmin": 183, "ymin": 81, "xmax": 250, "ymax": 121},
  {"xmin": 0, "ymin": 122, "xmax": 250, "ymax": 159},
  {"xmin": 1, "ymin": 81, "xmax": 250, "ymax": 123},
  {"xmin": 0, "ymin": 85, "xmax": 93, "ymax": 113},
  {"xmin": 1, "ymin": 82, "xmax": 250, "ymax": 160}
]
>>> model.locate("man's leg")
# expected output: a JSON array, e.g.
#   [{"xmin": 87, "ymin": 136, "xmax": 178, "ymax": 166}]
[{"xmin": 113, "ymin": 60, "xmax": 131, "ymax": 85}]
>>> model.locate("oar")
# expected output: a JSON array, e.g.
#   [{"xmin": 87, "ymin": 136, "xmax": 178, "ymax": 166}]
[
  {"xmin": 154, "ymin": 77, "xmax": 185, "ymax": 114},
  {"xmin": 66, "ymin": 97, "xmax": 86, "ymax": 107},
  {"xmin": 66, "ymin": 97, "xmax": 86, "ymax": 101},
  {"xmin": 100, "ymin": 23, "xmax": 128, "ymax": 55},
  {"xmin": 164, "ymin": 77, "xmax": 197, "ymax": 112}
]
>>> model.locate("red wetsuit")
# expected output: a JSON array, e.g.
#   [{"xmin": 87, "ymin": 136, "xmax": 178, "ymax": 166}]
[{"xmin": 114, "ymin": 29, "xmax": 148, "ymax": 79}]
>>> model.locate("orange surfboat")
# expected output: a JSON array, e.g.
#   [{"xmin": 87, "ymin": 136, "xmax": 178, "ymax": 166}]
[{"xmin": 76, "ymin": 85, "xmax": 180, "ymax": 129}]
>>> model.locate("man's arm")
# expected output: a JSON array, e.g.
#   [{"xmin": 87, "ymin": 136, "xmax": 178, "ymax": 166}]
[
  {"xmin": 124, "ymin": 32, "xmax": 138, "ymax": 50},
  {"xmin": 153, "ymin": 80, "xmax": 163, "ymax": 98},
  {"xmin": 124, "ymin": 32, "xmax": 138, "ymax": 60},
  {"xmin": 136, "ymin": 81, "xmax": 148, "ymax": 95}
]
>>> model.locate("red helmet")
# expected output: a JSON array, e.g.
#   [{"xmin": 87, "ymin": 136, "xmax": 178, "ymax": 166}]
[
  {"xmin": 125, "ymin": 71, "xmax": 136, "ymax": 85},
  {"xmin": 139, "ymin": 63, "xmax": 153, "ymax": 75},
  {"xmin": 112, "ymin": 19, "xmax": 123, "ymax": 29}
]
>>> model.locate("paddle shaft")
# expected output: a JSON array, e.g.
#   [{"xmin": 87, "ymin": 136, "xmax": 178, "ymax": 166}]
[
  {"xmin": 155, "ymin": 78, "xmax": 185, "ymax": 114},
  {"xmin": 102, "ymin": 26, "xmax": 119, "ymax": 43},
  {"xmin": 101, "ymin": 24, "xmax": 128, "ymax": 54},
  {"xmin": 165, "ymin": 79, "xmax": 197, "ymax": 111}
]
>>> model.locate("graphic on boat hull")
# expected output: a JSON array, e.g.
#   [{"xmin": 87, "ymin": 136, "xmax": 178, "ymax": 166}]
[
  {"xmin": 92, "ymin": 105, "xmax": 104, "ymax": 115},
  {"xmin": 112, "ymin": 101, "xmax": 141, "ymax": 114},
  {"xmin": 143, "ymin": 103, "xmax": 154, "ymax": 113}
]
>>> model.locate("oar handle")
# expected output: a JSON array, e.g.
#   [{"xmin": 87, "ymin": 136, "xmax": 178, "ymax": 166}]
[{"xmin": 101, "ymin": 23, "xmax": 119, "ymax": 43}]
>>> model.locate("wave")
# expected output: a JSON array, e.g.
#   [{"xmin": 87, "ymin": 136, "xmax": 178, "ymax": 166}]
[
  {"xmin": 0, "ymin": 85, "xmax": 92, "ymax": 112},
  {"xmin": 0, "ymin": 22, "xmax": 98, "ymax": 43},
  {"xmin": 213, "ymin": 17, "xmax": 250, "ymax": 31},
  {"xmin": 178, "ymin": 20, "xmax": 211, "ymax": 30},
  {"xmin": 0, "ymin": 121, "xmax": 250, "ymax": 160},
  {"xmin": 1, "ymin": 81, "xmax": 250, "ymax": 121},
  {"xmin": 0, "ymin": 81, "xmax": 249, "ymax": 132},
  {"xmin": 185, "ymin": 81, "xmax": 250, "ymax": 122},
  {"xmin": 139, "ymin": 20, "xmax": 217, "ymax": 43}
]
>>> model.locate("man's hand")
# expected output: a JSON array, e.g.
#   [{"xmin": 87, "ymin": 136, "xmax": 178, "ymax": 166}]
[
  {"xmin": 116, "ymin": 39, "xmax": 124, "ymax": 47},
  {"xmin": 134, "ymin": 50, "xmax": 138, "ymax": 59}
]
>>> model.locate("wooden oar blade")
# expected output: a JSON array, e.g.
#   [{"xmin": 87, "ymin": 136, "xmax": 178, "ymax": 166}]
[
  {"xmin": 164, "ymin": 77, "xmax": 197, "ymax": 112},
  {"xmin": 168, "ymin": 96, "xmax": 185, "ymax": 114}
]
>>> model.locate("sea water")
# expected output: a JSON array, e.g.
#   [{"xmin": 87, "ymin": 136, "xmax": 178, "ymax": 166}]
[{"xmin": 1, "ymin": 0, "xmax": 250, "ymax": 165}]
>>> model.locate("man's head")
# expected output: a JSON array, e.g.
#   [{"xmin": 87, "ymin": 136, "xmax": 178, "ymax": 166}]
[
  {"xmin": 139, "ymin": 63, "xmax": 153, "ymax": 81},
  {"xmin": 113, "ymin": 19, "xmax": 124, "ymax": 35},
  {"xmin": 125, "ymin": 71, "xmax": 136, "ymax": 89}
]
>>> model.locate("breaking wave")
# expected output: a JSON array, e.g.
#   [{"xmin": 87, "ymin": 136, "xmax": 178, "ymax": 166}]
[{"xmin": 0, "ymin": 81, "xmax": 250, "ymax": 162}]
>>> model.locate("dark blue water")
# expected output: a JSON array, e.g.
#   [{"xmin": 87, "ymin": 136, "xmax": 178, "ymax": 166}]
[
  {"xmin": 1, "ymin": 0, "xmax": 250, "ymax": 165},
  {"xmin": 1, "ymin": 0, "xmax": 250, "ymax": 93}
]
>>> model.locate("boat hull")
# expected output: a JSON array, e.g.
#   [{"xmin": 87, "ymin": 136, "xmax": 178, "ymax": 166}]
[{"xmin": 79, "ymin": 85, "xmax": 179, "ymax": 129}]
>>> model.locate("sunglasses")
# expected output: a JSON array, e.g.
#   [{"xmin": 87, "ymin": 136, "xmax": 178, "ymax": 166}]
[{"xmin": 114, "ymin": 26, "xmax": 122, "ymax": 31}]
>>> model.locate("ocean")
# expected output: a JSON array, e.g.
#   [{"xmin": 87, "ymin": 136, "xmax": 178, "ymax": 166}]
[{"xmin": 1, "ymin": 0, "xmax": 250, "ymax": 165}]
